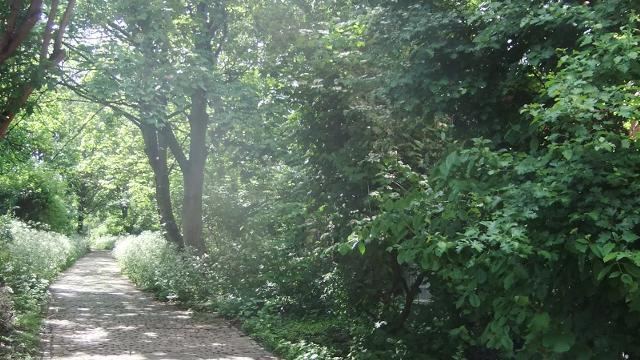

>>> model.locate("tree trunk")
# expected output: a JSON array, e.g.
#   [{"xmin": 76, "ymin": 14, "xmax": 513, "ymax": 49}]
[
  {"xmin": 0, "ymin": 85, "xmax": 34, "ymax": 138},
  {"xmin": 181, "ymin": 88, "xmax": 208, "ymax": 254},
  {"xmin": 140, "ymin": 124, "xmax": 184, "ymax": 248},
  {"xmin": 0, "ymin": 115, "xmax": 12, "ymax": 138},
  {"xmin": 177, "ymin": 1, "xmax": 226, "ymax": 254},
  {"xmin": 76, "ymin": 210, "xmax": 84, "ymax": 234}
]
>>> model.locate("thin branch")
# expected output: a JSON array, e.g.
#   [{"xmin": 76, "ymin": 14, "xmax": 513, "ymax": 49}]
[
  {"xmin": 61, "ymin": 77, "xmax": 142, "ymax": 126},
  {"xmin": 105, "ymin": 21, "xmax": 134, "ymax": 44},
  {"xmin": 213, "ymin": 9, "xmax": 228, "ymax": 61},
  {"xmin": 5, "ymin": 89, "xmax": 47, "ymax": 135},
  {"xmin": 64, "ymin": 41, "xmax": 125, "ymax": 86},
  {"xmin": 167, "ymin": 107, "xmax": 188, "ymax": 120}
]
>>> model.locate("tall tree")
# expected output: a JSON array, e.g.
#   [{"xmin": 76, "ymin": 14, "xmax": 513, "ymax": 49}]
[{"xmin": 64, "ymin": 0, "xmax": 252, "ymax": 253}]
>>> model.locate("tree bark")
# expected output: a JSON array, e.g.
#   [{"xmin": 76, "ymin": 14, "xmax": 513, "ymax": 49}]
[
  {"xmin": 181, "ymin": 88, "xmax": 208, "ymax": 254},
  {"xmin": 0, "ymin": 116, "xmax": 12, "ymax": 138},
  {"xmin": 39, "ymin": 0, "xmax": 59, "ymax": 63},
  {"xmin": 0, "ymin": 85, "xmax": 34, "ymax": 138},
  {"xmin": 140, "ymin": 124, "xmax": 184, "ymax": 248}
]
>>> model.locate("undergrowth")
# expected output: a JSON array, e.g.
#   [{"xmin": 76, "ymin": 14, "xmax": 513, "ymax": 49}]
[
  {"xmin": 89, "ymin": 234, "xmax": 118, "ymax": 250},
  {"xmin": 112, "ymin": 232, "xmax": 437, "ymax": 360},
  {"xmin": 113, "ymin": 233, "xmax": 342, "ymax": 359},
  {"xmin": 0, "ymin": 216, "xmax": 88, "ymax": 359}
]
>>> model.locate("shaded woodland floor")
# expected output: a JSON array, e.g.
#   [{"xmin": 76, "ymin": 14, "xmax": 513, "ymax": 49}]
[{"xmin": 40, "ymin": 251, "xmax": 276, "ymax": 360}]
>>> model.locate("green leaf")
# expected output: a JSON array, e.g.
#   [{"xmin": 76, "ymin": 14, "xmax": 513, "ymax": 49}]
[
  {"xmin": 514, "ymin": 295, "xmax": 529, "ymax": 306},
  {"xmin": 337, "ymin": 242, "xmax": 353, "ymax": 255},
  {"xmin": 529, "ymin": 313, "xmax": 551, "ymax": 333},
  {"xmin": 358, "ymin": 241, "xmax": 366, "ymax": 255},
  {"xmin": 601, "ymin": 243, "xmax": 615, "ymax": 258},
  {"xmin": 574, "ymin": 238, "xmax": 588, "ymax": 253},
  {"xmin": 622, "ymin": 231, "xmax": 639, "ymax": 243},
  {"xmin": 543, "ymin": 332, "xmax": 575, "ymax": 353},
  {"xmin": 503, "ymin": 272, "xmax": 515, "ymax": 289},
  {"xmin": 603, "ymin": 251, "xmax": 618, "ymax": 263},
  {"xmin": 623, "ymin": 263, "xmax": 640, "ymax": 278},
  {"xmin": 596, "ymin": 263, "xmax": 614, "ymax": 281},
  {"xmin": 438, "ymin": 151, "xmax": 458, "ymax": 178},
  {"xmin": 590, "ymin": 243, "xmax": 603, "ymax": 258},
  {"xmin": 468, "ymin": 293, "xmax": 480, "ymax": 307}
]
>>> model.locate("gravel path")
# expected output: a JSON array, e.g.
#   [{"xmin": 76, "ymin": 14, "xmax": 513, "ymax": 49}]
[{"xmin": 40, "ymin": 251, "xmax": 276, "ymax": 360}]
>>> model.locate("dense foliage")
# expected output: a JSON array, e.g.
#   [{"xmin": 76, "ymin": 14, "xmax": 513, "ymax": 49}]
[
  {"xmin": 2, "ymin": 0, "xmax": 640, "ymax": 358},
  {"xmin": 0, "ymin": 217, "xmax": 87, "ymax": 358}
]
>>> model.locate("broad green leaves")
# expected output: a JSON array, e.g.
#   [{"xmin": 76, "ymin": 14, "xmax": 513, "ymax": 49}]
[{"xmin": 343, "ymin": 1, "xmax": 640, "ymax": 358}]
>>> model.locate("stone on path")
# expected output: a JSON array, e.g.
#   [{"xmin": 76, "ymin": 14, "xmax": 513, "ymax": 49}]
[{"xmin": 40, "ymin": 251, "xmax": 277, "ymax": 360}]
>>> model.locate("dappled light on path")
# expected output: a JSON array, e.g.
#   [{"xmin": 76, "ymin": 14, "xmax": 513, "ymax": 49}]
[{"xmin": 41, "ymin": 252, "xmax": 276, "ymax": 360}]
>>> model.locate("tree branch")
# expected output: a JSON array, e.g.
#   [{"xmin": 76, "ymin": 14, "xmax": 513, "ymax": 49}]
[
  {"xmin": 61, "ymin": 77, "xmax": 142, "ymax": 126},
  {"xmin": 51, "ymin": 0, "xmax": 76, "ymax": 62},
  {"xmin": 105, "ymin": 21, "xmax": 135, "ymax": 45},
  {"xmin": 39, "ymin": 0, "xmax": 59, "ymax": 63},
  {"xmin": 0, "ymin": 0, "xmax": 43, "ymax": 65},
  {"xmin": 162, "ymin": 125, "xmax": 189, "ymax": 172}
]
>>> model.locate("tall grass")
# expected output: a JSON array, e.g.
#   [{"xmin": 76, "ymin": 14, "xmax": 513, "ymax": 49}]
[{"xmin": 0, "ymin": 217, "xmax": 88, "ymax": 359}]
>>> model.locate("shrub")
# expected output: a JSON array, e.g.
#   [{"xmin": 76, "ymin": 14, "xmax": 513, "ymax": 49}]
[
  {"xmin": 0, "ymin": 286, "xmax": 13, "ymax": 338},
  {"xmin": 0, "ymin": 217, "xmax": 88, "ymax": 358},
  {"xmin": 0, "ymin": 168, "xmax": 73, "ymax": 234},
  {"xmin": 114, "ymin": 232, "xmax": 215, "ymax": 303},
  {"xmin": 89, "ymin": 234, "xmax": 118, "ymax": 250}
]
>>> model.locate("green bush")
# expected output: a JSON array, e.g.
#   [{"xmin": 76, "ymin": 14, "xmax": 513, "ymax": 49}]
[
  {"xmin": 343, "ymin": 11, "xmax": 640, "ymax": 358},
  {"xmin": 0, "ymin": 167, "xmax": 73, "ymax": 234},
  {"xmin": 89, "ymin": 234, "xmax": 118, "ymax": 250},
  {"xmin": 0, "ymin": 217, "xmax": 88, "ymax": 358},
  {"xmin": 114, "ymin": 233, "xmax": 216, "ymax": 302}
]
